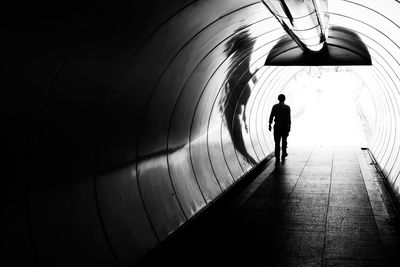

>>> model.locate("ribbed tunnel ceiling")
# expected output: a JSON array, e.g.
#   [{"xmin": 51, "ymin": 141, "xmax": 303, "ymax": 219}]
[{"xmin": 3, "ymin": 0, "xmax": 400, "ymax": 266}]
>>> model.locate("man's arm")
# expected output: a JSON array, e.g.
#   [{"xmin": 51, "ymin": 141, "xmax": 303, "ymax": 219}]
[
  {"xmin": 288, "ymin": 106, "xmax": 291, "ymax": 132},
  {"xmin": 269, "ymin": 106, "xmax": 275, "ymax": 131}
]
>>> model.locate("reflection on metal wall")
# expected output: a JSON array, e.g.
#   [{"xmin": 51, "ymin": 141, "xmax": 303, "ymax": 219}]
[
  {"xmin": 4, "ymin": 1, "xmax": 279, "ymax": 266},
  {"xmin": 3, "ymin": 0, "xmax": 400, "ymax": 266}
]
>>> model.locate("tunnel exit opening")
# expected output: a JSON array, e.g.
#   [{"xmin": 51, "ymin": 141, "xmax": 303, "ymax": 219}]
[{"xmin": 278, "ymin": 66, "xmax": 375, "ymax": 148}]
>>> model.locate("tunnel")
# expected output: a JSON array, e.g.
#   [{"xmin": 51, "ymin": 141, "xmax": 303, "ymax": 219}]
[{"xmin": 3, "ymin": 0, "xmax": 400, "ymax": 266}]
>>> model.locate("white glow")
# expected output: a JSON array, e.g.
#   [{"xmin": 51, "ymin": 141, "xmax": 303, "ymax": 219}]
[{"xmin": 281, "ymin": 67, "xmax": 369, "ymax": 147}]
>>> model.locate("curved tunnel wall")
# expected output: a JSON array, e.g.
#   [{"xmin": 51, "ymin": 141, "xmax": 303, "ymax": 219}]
[{"xmin": 3, "ymin": 0, "xmax": 400, "ymax": 266}]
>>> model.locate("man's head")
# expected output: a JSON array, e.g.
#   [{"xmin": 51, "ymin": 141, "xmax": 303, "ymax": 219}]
[{"xmin": 278, "ymin": 94, "xmax": 286, "ymax": 102}]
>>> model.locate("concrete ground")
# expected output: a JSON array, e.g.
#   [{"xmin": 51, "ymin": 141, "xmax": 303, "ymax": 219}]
[{"xmin": 140, "ymin": 146, "xmax": 400, "ymax": 267}]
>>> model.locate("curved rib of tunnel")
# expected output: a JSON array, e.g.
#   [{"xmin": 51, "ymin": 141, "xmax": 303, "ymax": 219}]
[{"xmin": 3, "ymin": 0, "xmax": 400, "ymax": 266}]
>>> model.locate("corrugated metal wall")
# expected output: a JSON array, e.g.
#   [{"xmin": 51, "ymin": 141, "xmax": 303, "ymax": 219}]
[{"xmin": 3, "ymin": 0, "xmax": 400, "ymax": 266}]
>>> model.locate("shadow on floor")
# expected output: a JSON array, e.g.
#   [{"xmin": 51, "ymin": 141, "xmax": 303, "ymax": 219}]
[{"xmin": 139, "ymin": 147, "xmax": 400, "ymax": 267}]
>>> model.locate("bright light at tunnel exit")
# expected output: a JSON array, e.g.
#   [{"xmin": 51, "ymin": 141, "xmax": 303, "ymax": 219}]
[{"xmin": 281, "ymin": 66, "xmax": 371, "ymax": 148}]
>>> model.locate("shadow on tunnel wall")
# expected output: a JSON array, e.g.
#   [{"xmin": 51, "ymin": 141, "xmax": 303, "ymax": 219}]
[{"xmin": 221, "ymin": 27, "xmax": 257, "ymax": 166}]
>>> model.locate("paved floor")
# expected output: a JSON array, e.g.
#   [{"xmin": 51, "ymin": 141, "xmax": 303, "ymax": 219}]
[{"xmin": 142, "ymin": 146, "xmax": 400, "ymax": 267}]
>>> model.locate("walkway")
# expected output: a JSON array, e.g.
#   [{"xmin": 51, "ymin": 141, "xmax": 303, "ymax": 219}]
[{"xmin": 141, "ymin": 146, "xmax": 400, "ymax": 267}]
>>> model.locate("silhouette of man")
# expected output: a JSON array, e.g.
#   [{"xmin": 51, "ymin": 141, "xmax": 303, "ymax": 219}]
[{"xmin": 269, "ymin": 94, "xmax": 291, "ymax": 161}]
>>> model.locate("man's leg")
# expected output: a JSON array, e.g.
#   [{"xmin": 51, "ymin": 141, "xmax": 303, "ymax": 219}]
[
  {"xmin": 274, "ymin": 130, "xmax": 281, "ymax": 159},
  {"xmin": 282, "ymin": 132, "xmax": 288, "ymax": 158}
]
